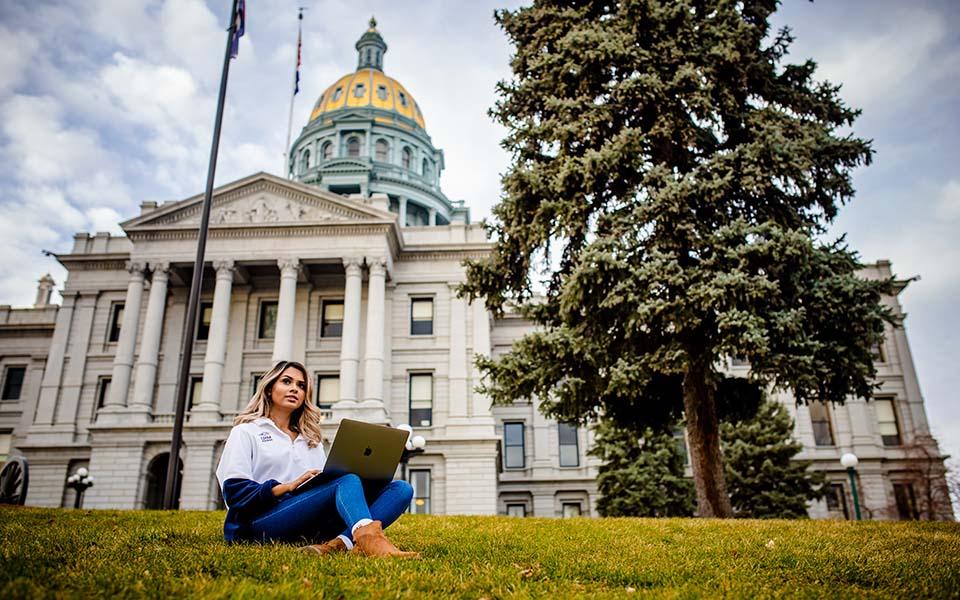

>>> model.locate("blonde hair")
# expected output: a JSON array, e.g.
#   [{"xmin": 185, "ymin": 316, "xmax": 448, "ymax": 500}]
[{"xmin": 235, "ymin": 361, "xmax": 325, "ymax": 447}]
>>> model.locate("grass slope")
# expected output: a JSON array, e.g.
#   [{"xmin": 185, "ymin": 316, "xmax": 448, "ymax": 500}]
[{"xmin": 1, "ymin": 507, "xmax": 958, "ymax": 598}]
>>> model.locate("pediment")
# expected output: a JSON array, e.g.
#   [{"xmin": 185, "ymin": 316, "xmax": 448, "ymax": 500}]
[{"xmin": 123, "ymin": 172, "xmax": 392, "ymax": 230}]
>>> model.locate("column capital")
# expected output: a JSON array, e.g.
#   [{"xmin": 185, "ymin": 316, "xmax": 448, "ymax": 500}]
[
  {"xmin": 343, "ymin": 257, "xmax": 363, "ymax": 274},
  {"xmin": 366, "ymin": 256, "xmax": 387, "ymax": 276},
  {"xmin": 277, "ymin": 257, "xmax": 301, "ymax": 276},
  {"xmin": 213, "ymin": 260, "xmax": 236, "ymax": 278},
  {"xmin": 125, "ymin": 261, "xmax": 146, "ymax": 276},
  {"xmin": 150, "ymin": 261, "xmax": 170, "ymax": 275}
]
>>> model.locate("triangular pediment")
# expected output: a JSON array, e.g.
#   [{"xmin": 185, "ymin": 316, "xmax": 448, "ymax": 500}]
[{"xmin": 122, "ymin": 172, "xmax": 392, "ymax": 230}]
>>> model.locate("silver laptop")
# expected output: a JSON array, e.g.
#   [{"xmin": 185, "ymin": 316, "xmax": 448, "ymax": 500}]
[{"xmin": 295, "ymin": 419, "xmax": 409, "ymax": 492}]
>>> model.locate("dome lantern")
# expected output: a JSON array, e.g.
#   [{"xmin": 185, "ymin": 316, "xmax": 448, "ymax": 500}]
[{"xmin": 356, "ymin": 16, "xmax": 387, "ymax": 71}]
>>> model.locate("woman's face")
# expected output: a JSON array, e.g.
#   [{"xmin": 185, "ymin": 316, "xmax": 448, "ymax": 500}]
[{"xmin": 270, "ymin": 366, "xmax": 307, "ymax": 413}]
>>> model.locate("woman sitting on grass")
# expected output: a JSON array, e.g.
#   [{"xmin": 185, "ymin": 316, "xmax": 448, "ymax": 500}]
[{"xmin": 215, "ymin": 360, "xmax": 418, "ymax": 558}]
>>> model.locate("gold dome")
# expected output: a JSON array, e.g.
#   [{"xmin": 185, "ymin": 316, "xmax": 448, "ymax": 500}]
[{"xmin": 308, "ymin": 68, "xmax": 426, "ymax": 131}]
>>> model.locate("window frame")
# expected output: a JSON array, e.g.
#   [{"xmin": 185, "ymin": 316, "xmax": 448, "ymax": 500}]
[
  {"xmin": 410, "ymin": 297, "xmax": 434, "ymax": 336},
  {"xmin": 316, "ymin": 374, "xmax": 339, "ymax": 410},
  {"xmin": 408, "ymin": 468, "xmax": 431, "ymax": 514},
  {"xmin": 107, "ymin": 302, "xmax": 125, "ymax": 343},
  {"xmin": 375, "ymin": 139, "xmax": 389, "ymax": 162},
  {"xmin": 874, "ymin": 396, "xmax": 902, "ymax": 446},
  {"xmin": 95, "ymin": 376, "xmax": 112, "ymax": 411},
  {"xmin": 506, "ymin": 503, "xmax": 526, "ymax": 517},
  {"xmin": 408, "ymin": 372, "xmax": 433, "ymax": 427},
  {"xmin": 401, "ymin": 147, "xmax": 412, "ymax": 170},
  {"xmin": 320, "ymin": 299, "xmax": 344, "ymax": 338},
  {"xmin": 558, "ymin": 422, "xmax": 580, "ymax": 467},
  {"xmin": 321, "ymin": 141, "xmax": 333, "ymax": 160},
  {"xmin": 503, "ymin": 422, "xmax": 525, "ymax": 469},
  {"xmin": 561, "ymin": 502, "xmax": 582, "ymax": 518},
  {"xmin": 187, "ymin": 376, "xmax": 203, "ymax": 411},
  {"xmin": 1, "ymin": 365, "xmax": 27, "ymax": 401},
  {"xmin": 809, "ymin": 401, "xmax": 835, "ymax": 446},
  {"xmin": 825, "ymin": 483, "xmax": 850, "ymax": 520},
  {"xmin": 346, "ymin": 136, "xmax": 361, "ymax": 157},
  {"xmin": 196, "ymin": 301, "xmax": 213, "ymax": 341},
  {"xmin": 257, "ymin": 300, "xmax": 279, "ymax": 339},
  {"xmin": 893, "ymin": 482, "xmax": 919, "ymax": 520}
]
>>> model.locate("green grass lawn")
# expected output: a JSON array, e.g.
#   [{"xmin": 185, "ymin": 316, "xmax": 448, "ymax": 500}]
[{"xmin": 1, "ymin": 507, "xmax": 958, "ymax": 598}]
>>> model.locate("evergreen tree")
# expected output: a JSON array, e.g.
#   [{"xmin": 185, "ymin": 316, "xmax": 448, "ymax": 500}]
[
  {"xmin": 591, "ymin": 421, "xmax": 695, "ymax": 517},
  {"xmin": 462, "ymin": 0, "xmax": 892, "ymax": 516},
  {"xmin": 721, "ymin": 401, "xmax": 826, "ymax": 518}
]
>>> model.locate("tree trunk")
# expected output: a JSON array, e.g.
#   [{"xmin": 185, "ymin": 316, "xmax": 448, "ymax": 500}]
[{"xmin": 683, "ymin": 366, "xmax": 734, "ymax": 518}]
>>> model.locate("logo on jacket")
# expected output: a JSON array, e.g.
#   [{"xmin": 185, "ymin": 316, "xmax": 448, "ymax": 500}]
[{"xmin": 259, "ymin": 432, "xmax": 273, "ymax": 443}]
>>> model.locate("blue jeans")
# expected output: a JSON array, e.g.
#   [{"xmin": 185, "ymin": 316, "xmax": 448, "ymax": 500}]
[{"xmin": 247, "ymin": 474, "xmax": 413, "ymax": 544}]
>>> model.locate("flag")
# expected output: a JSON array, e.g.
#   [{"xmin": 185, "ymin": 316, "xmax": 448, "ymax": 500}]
[
  {"xmin": 294, "ymin": 27, "xmax": 302, "ymax": 94},
  {"xmin": 230, "ymin": 0, "xmax": 246, "ymax": 59}
]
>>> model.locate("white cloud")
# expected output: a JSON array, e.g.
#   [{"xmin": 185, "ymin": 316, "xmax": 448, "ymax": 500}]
[
  {"xmin": 0, "ymin": 25, "xmax": 39, "ymax": 95},
  {"xmin": 0, "ymin": 95, "xmax": 111, "ymax": 185},
  {"xmin": 815, "ymin": 7, "xmax": 959, "ymax": 114},
  {"xmin": 158, "ymin": 0, "xmax": 223, "ymax": 79}
]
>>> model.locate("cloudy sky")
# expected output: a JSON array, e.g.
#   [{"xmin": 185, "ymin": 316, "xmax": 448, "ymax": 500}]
[{"xmin": 0, "ymin": 1, "xmax": 957, "ymax": 466}]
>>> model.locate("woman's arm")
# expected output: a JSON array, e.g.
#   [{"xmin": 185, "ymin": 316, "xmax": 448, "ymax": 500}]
[{"xmin": 270, "ymin": 469, "xmax": 321, "ymax": 497}]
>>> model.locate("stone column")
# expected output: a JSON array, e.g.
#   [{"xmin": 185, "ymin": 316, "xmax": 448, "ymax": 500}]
[
  {"xmin": 55, "ymin": 292, "xmax": 97, "ymax": 426},
  {"xmin": 194, "ymin": 260, "xmax": 234, "ymax": 421},
  {"xmin": 448, "ymin": 285, "xmax": 469, "ymax": 422},
  {"xmin": 33, "ymin": 294, "xmax": 76, "ymax": 426},
  {"xmin": 398, "ymin": 197, "xmax": 408, "ymax": 228},
  {"xmin": 337, "ymin": 258, "xmax": 363, "ymax": 406},
  {"xmin": 130, "ymin": 262, "xmax": 170, "ymax": 417},
  {"xmin": 362, "ymin": 257, "xmax": 387, "ymax": 406},
  {"xmin": 105, "ymin": 261, "xmax": 145, "ymax": 411},
  {"xmin": 428, "ymin": 208, "xmax": 437, "ymax": 226},
  {"xmin": 272, "ymin": 258, "xmax": 300, "ymax": 362}
]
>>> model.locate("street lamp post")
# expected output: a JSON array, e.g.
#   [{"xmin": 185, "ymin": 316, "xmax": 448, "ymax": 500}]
[
  {"xmin": 66, "ymin": 467, "xmax": 94, "ymax": 509},
  {"xmin": 840, "ymin": 453, "xmax": 862, "ymax": 520},
  {"xmin": 396, "ymin": 424, "xmax": 426, "ymax": 482}
]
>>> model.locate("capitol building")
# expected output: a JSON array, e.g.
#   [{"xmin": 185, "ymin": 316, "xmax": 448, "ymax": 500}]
[{"xmin": 0, "ymin": 21, "xmax": 951, "ymax": 521}]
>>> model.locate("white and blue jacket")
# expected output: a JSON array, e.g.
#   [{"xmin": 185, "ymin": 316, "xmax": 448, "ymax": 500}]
[{"xmin": 215, "ymin": 417, "xmax": 327, "ymax": 541}]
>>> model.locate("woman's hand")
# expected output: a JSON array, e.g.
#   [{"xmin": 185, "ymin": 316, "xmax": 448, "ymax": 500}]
[{"xmin": 272, "ymin": 469, "xmax": 321, "ymax": 497}]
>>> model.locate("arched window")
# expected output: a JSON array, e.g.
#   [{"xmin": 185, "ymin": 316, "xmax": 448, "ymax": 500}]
[
  {"xmin": 143, "ymin": 453, "xmax": 183, "ymax": 510},
  {"xmin": 300, "ymin": 149, "xmax": 311, "ymax": 173},
  {"xmin": 422, "ymin": 158, "xmax": 429, "ymax": 179},
  {"xmin": 331, "ymin": 86, "xmax": 343, "ymax": 101},
  {"xmin": 347, "ymin": 136, "xmax": 361, "ymax": 157},
  {"xmin": 401, "ymin": 147, "xmax": 412, "ymax": 170},
  {"xmin": 321, "ymin": 141, "xmax": 333, "ymax": 160},
  {"xmin": 375, "ymin": 139, "xmax": 389, "ymax": 162}
]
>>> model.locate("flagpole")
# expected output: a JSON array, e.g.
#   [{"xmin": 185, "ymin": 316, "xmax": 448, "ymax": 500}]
[
  {"xmin": 283, "ymin": 8, "xmax": 304, "ymax": 178},
  {"xmin": 163, "ymin": 0, "xmax": 241, "ymax": 510}
]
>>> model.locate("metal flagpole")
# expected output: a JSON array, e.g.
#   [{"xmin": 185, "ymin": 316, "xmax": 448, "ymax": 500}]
[
  {"xmin": 282, "ymin": 8, "xmax": 304, "ymax": 178},
  {"xmin": 163, "ymin": 0, "xmax": 242, "ymax": 510}
]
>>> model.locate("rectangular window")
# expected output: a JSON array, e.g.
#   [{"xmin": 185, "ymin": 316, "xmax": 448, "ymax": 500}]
[
  {"xmin": 809, "ymin": 401, "xmax": 835, "ymax": 446},
  {"xmin": 96, "ymin": 377, "xmax": 111, "ymax": 410},
  {"xmin": 258, "ymin": 301, "xmax": 278, "ymax": 339},
  {"xmin": 409, "ymin": 469, "xmax": 431, "ymax": 514},
  {"xmin": 825, "ymin": 484, "xmax": 849, "ymax": 520},
  {"xmin": 506, "ymin": 503, "xmax": 526, "ymax": 517},
  {"xmin": 504, "ymin": 422, "xmax": 525, "ymax": 469},
  {"xmin": 321, "ymin": 300, "xmax": 344, "ymax": 338},
  {"xmin": 562, "ymin": 502, "xmax": 582, "ymax": 518},
  {"xmin": 409, "ymin": 374, "xmax": 433, "ymax": 427},
  {"xmin": 410, "ymin": 298, "xmax": 434, "ymax": 335},
  {"xmin": 188, "ymin": 376, "xmax": 203, "ymax": 411},
  {"xmin": 893, "ymin": 483, "xmax": 919, "ymax": 520},
  {"xmin": 558, "ymin": 422, "xmax": 579, "ymax": 467},
  {"xmin": 251, "ymin": 373, "xmax": 264, "ymax": 396},
  {"xmin": 196, "ymin": 301, "xmax": 213, "ymax": 340},
  {"xmin": 108, "ymin": 303, "xmax": 124, "ymax": 343},
  {"xmin": 874, "ymin": 397, "xmax": 901, "ymax": 446},
  {"xmin": 1, "ymin": 366, "xmax": 26, "ymax": 401},
  {"xmin": 316, "ymin": 375, "xmax": 339, "ymax": 410}
]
